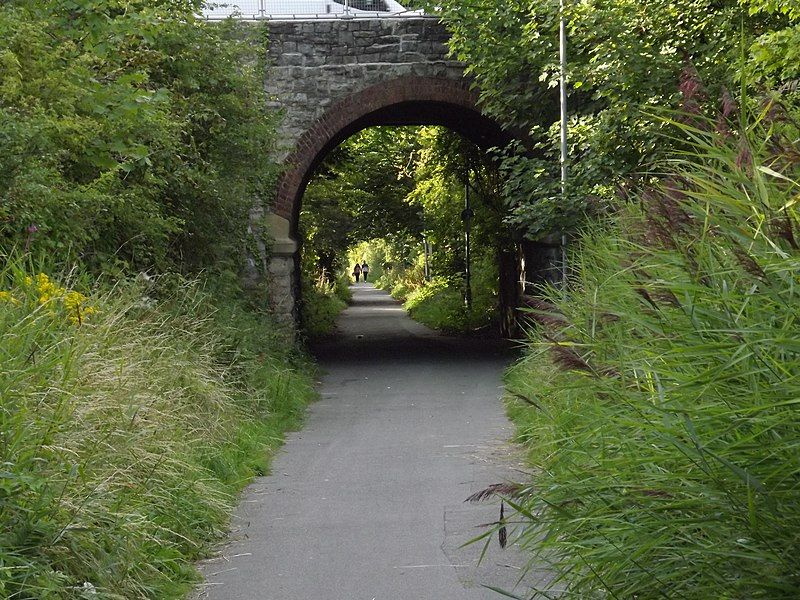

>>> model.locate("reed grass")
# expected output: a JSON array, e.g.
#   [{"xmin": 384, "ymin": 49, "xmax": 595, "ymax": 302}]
[
  {"xmin": 0, "ymin": 266, "xmax": 315, "ymax": 598},
  {"xmin": 504, "ymin": 102, "xmax": 800, "ymax": 597}
]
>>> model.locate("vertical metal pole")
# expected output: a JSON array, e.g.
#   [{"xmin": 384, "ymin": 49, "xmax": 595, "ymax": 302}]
[
  {"xmin": 464, "ymin": 182, "xmax": 472, "ymax": 311},
  {"xmin": 259, "ymin": 0, "xmax": 266, "ymax": 18},
  {"xmin": 345, "ymin": 0, "xmax": 351, "ymax": 17},
  {"xmin": 423, "ymin": 237, "xmax": 430, "ymax": 281},
  {"xmin": 559, "ymin": 0, "xmax": 568, "ymax": 286}
]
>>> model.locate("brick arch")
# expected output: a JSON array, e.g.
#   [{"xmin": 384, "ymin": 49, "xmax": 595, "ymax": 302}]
[{"xmin": 272, "ymin": 76, "xmax": 512, "ymax": 227}]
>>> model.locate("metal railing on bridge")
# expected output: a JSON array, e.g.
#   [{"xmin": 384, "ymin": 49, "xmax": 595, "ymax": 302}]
[{"xmin": 203, "ymin": 0, "xmax": 426, "ymax": 20}]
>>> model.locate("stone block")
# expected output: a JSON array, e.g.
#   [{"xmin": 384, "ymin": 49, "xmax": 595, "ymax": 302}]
[
  {"xmin": 399, "ymin": 40, "xmax": 416, "ymax": 53},
  {"xmin": 338, "ymin": 30, "xmax": 355, "ymax": 46},
  {"xmin": 411, "ymin": 62, "xmax": 432, "ymax": 77},
  {"xmin": 268, "ymin": 22, "xmax": 294, "ymax": 35},
  {"xmin": 401, "ymin": 52, "xmax": 426, "ymax": 63},
  {"xmin": 281, "ymin": 53, "xmax": 304, "ymax": 67},
  {"xmin": 296, "ymin": 42, "xmax": 315, "ymax": 55},
  {"xmin": 400, "ymin": 21, "xmax": 425, "ymax": 36}
]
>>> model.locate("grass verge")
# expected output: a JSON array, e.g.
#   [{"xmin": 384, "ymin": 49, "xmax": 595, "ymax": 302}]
[
  {"xmin": 0, "ymin": 265, "xmax": 316, "ymax": 599},
  {"xmin": 300, "ymin": 274, "xmax": 351, "ymax": 339}
]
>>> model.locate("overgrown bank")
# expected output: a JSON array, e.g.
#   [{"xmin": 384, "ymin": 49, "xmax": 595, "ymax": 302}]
[
  {"xmin": 0, "ymin": 2, "xmax": 318, "ymax": 597},
  {"xmin": 431, "ymin": 0, "xmax": 800, "ymax": 595},
  {"xmin": 300, "ymin": 273, "xmax": 351, "ymax": 338},
  {"xmin": 0, "ymin": 268, "xmax": 315, "ymax": 598},
  {"xmin": 503, "ymin": 106, "xmax": 800, "ymax": 597},
  {"xmin": 360, "ymin": 239, "xmax": 498, "ymax": 334}
]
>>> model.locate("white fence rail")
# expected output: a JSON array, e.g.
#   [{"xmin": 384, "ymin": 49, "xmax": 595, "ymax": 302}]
[{"xmin": 203, "ymin": 0, "xmax": 425, "ymax": 20}]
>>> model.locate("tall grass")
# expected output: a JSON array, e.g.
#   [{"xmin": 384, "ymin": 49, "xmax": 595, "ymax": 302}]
[
  {"xmin": 503, "ymin": 102, "xmax": 800, "ymax": 597},
  {"xmin": 402, "ymin": 255, "xmax": 498, "ymax": 333},
  {"xmin": 300, "ymin": 273, "xmax": 350, "ymax": 338},
  {"xmin": 0, "ymin": 265, "xmax": 315, "ymax": 598}
]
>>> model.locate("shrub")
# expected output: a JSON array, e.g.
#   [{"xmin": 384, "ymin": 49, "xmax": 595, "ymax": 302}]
[{"xmin": 0, "ymin": 2, "xmax": 274, "ymax": 274}]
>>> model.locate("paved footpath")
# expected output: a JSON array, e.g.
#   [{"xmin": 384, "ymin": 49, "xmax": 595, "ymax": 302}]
[{"xmin": 197, "ymin": 284, "xmax": 540, "ymax": 600}]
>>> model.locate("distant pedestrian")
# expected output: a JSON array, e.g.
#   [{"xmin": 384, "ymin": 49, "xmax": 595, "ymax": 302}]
[
  {"xmin": 352, "ymin": 263, "xmax": 362, "ymax": 282},
  {"xmin": 361, "ymin": 261, "xmax": 370, "ymax": 282}
]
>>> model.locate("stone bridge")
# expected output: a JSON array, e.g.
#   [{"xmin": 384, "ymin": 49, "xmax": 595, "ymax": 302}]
[{"xmin": 249, "ymin": 17, "xmax": 537, "ymax": 322}]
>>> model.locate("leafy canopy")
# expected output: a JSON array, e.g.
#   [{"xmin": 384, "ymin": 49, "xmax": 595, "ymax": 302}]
[{"xmin": 0, "ymin": 0, "xmax": 275, "ymax": 273}]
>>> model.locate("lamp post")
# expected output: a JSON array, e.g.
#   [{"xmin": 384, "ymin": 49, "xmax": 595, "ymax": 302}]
[
  {"xmin": 462, "ymin": 180, "xmax": 474, "ymax": 310},
  {"xmin": 559, "ymin": 0, "xmax": 568, "ymax": 286},
  {"xmin": 422, "ymin": 236, "xmax": 431, "ymax": 281}
]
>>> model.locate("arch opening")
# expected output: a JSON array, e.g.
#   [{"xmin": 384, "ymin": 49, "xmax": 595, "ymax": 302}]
[{"xmin": 269, "ymin": 76, "xmax": 560, "ymax": 337}]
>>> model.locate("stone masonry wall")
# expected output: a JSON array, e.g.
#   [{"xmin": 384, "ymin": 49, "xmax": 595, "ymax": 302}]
[{"xmin": 264, "ymin": 18, "xmax": 465, "ymax": 166}]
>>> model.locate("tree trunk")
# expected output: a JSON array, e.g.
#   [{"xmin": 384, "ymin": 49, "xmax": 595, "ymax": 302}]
[
  {"xmin": 497, "ymin": 246, "xmax": 520, "ymax": 338},
  {"xmin": 318, "ymin": 253, "xmax": 336, "ymax": 286}
]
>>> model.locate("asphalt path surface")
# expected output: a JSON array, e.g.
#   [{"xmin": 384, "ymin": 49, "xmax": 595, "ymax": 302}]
[{"xmin": 197, "ymin": 284, "xmax": 540, "ymax": 599}]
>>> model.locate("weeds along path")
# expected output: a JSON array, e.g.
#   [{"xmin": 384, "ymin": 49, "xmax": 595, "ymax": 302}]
[{"xmin": 196, "ymin": 284, "xmax": 545, "ymax": 599}]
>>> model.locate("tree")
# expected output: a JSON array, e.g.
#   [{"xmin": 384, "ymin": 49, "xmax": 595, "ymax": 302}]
[
  {"xmin": 436, "ymin": 0, "xmax": 796, "ymax": 237},
  {"xmin": 0, "ymin": 0, "xmax": 275, "ymax": 273}
]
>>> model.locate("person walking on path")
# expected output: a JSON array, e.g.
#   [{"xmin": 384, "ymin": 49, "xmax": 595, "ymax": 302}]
[
  {"xmin": 352, "ymin": 263, "xmax": 362, "ymax": 283},
  {"xmin": 361, "ymin": 261, "xmax": 370, "ymax": 282}
]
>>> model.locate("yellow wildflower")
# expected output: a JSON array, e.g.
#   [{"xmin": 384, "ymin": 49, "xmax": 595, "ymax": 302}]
[
  {"xmin": 0, "ymin": 291, "xmax": 20, "ymax": 305},
  {"xmin": 63, "ymin": 290, "xmax": 96, "ymax": 326},
  {"xmin": 16, "ymin": 272, "xmax": 96, "ymax": 325},
  {"xmin": 63, "ymin": 291, "xmax": 87, "ymax": 309},
  {"xmin": 36, "ymin": 273, "xmax": 64, "ymax": 299}
]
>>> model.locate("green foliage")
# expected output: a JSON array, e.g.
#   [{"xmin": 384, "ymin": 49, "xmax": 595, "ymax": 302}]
[
  {"xmin": 409, "ymin": 128, "xmax": 513, "ymax": 262},
  {"xmin": 0, "ymin": 264, "xmax": 315, "ymax": 598},
  {"xmin": 300, "ymin": 127, "xmax": 424, "ymax": 281},
  {"xmin": 438, "ymin": 0, "xmax": 799, "ymax": 237},
  {"xmin": 378, "ymin": 245, "xmax": 427, "ymax": 301},
  {"xmin": 745, "ymin": 0, "xmax": 800, "ymax": 82},
  {"xmin": 403, "ymin": 255, "xmax": 498, "ymax": 333},
  {"xmin": 503, "ymin": 103, "xmax": 800, "ymax": 597},
  {"xmin": 299, "ymin": 274, "xmax": 349, "ymax": 339},
  {"xmin": 0, "ymin": 1, "xmax": 275, "ymax": 273}
]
